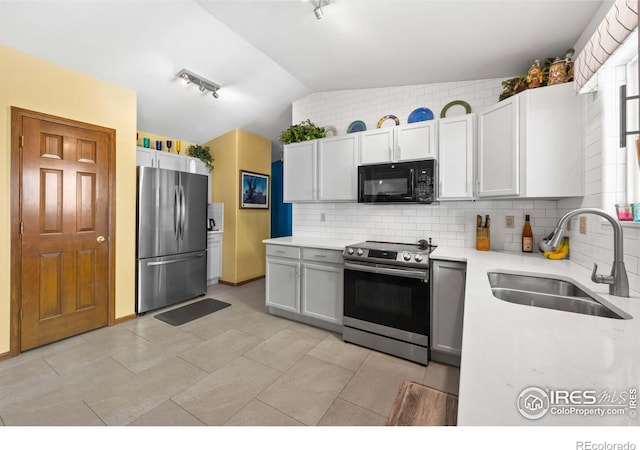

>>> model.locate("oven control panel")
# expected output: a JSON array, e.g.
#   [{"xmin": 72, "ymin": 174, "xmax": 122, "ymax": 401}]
[{"xmin": 344, "ymin": 246, "xmax": 431, "ymax": 267}]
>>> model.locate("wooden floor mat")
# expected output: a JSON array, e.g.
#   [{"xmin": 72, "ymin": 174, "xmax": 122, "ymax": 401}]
[{"xmin": 386, "ymin": 379, "xmax": 458, "ymax": 426}]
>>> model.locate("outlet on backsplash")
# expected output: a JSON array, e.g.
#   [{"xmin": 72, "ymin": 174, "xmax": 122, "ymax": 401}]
[
  {"xmin": 579, "ymin": 216, "xmax": 587, "ymax": 234},
  {"xmin": 320, "ymin": 212, "xmax": 326, "ymax": 222},
  {"xmin": 506, "ymin": 216, "xmax": 514, "ymax": 228}
]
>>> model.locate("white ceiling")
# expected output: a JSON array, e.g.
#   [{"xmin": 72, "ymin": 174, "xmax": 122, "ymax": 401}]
[{"xmin": 0, "ymin": 0, "xmax": 609, "ymax": 151}]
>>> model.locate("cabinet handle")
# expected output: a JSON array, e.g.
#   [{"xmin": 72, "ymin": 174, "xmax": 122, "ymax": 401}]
[
  {"xmin": 276, "ymin": 250, "xmax": 286, "ymax": 254},
  {"xmin": 314, "ymin": 254, "xmax": 327, "ymax": 258},
  {"xmin": 388, "ymin": 146, "xmax": 392, "ymax": 161}
]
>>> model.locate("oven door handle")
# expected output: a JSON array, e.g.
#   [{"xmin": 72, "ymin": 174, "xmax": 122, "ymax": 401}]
[{"xmin": 344, "ymin": 262, "xmax": 428, "ymax": 280}]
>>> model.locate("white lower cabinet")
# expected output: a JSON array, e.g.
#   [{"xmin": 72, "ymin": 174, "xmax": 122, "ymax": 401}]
[
  {"xmin": 301, "ymin": 263, "xmax": 343, "ymax": 324},
  {"xmin": 265, "ymin": 244, "xmax": 343, "ymax": 332},
  {"xmin": 207, "ymin": 232, "xmax": 222, "ymax": 285},
  {"xmin": 430, "ymin": 259, "xmax": 466, "ymax": 367},
  {"xmin": 266, "ymin": 257, "xmax": 300, "ymax": 313}
]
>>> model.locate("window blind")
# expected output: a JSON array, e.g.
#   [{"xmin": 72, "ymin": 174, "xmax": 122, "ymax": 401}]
[{"xmin": 574, "ymin": 0, "xmax": 638, "ymax": 93}]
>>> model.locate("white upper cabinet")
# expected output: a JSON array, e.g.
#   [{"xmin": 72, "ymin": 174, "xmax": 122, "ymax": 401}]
[
  {"xmin": 283, "ymin": 134, "xmax": 359, "ymax": 202},
  {"xmin": 156, "ymin": 151, "xmax": 186, "ymax": 172},
  {"xmin": 136, "ymin": 147, "xmax": 157, "ymax": 168},
  {"xmin": 317, "ymin": 134, "xmax": 359, "ymax": 201},
  {"xmin": 137, "ymin": 146, "xmax": 212, "ymax": 202},
  {"xmin": 283, "ymin": 140, "xmax": 316, "ymax": 202},
  {"xmin": 437, "ymin": 114, "xmax": 475, "ymax": 201},
  {"xmin": 359, "ymin": 121, "xmax": 436, "ymax": 165},
  {"xmin": 478, "ymin": 83, "xmax": 584, "ymax": 199},
  {"xmin": 395, "ymin": 121, "xmax": 436, "ymax": 161},
  {"xmin": 478, "ymin": 96, "xmax": 520, "ymax": 197},
  {"xmin": 136, "ymin": 146, "xmax": 186, "ymax": 172},
  {"xmin": 360, "ymin": 128, "xmax": 394, "ymax": 164}
]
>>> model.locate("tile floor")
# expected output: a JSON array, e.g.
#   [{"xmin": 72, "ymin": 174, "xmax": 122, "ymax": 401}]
[{"xmin": 0, "ymin": 279, "xmax": 460, "ymax": 426}]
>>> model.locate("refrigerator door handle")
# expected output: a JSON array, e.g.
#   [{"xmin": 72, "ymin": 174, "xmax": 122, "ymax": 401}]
[
  {"xmin": 146, "ymin": 252, "xmax": 207, "ymax": 266},
  {"xmin": 173, "ymin": 186, "xmax": 180, "ymax": 241},
  {"xmin": 179, "ymin": 184, "xmax": 186, "ymax": 240}
]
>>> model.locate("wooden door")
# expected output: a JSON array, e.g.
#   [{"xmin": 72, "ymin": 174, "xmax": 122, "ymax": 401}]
[{"xmin": 15, "ymin": 109, "xmax": 113, "ymax": 351}]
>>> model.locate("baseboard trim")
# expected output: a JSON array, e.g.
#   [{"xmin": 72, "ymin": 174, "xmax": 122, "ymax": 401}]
[
  {"xmin": 0, "ymin": 349, "xmax": 17, "ymax": 362},
  {"xmin": 219, "ymin": 275, "xmax": 265, "ymax": 287},
  {"xmin": 111, "ymin": 313, "xmax": 136, "ymax": 326}
]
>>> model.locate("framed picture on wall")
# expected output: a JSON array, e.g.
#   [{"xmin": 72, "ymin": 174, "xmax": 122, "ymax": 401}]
[{"xmin": 240, "ymin": 170, "xmax": 269, "ymax": 209}]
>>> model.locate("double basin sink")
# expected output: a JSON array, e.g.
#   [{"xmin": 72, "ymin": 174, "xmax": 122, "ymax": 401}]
[{"xmin": 487, "ymin": 271, "xmax": 631, "ymax": 320}]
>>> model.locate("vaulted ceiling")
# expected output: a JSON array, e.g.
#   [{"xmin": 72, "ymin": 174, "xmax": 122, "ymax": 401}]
[{"xmin": 0, "ymin": 1, "xmax": 609, "ymax": 150}]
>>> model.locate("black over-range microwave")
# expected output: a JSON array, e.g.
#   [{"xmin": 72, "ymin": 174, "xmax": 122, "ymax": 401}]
[{"xmin": 358, "ymin": 159, "xmax": 436, "ymax": 204}]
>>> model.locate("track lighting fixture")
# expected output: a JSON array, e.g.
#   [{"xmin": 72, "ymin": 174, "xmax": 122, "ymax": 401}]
[
  {"xmin": 312, "ymin": 0, "xmax": 330, "ymax": 20},
  {"xmin": 176, "ymin": 68, "xmax": 220, "ymax": 99}
]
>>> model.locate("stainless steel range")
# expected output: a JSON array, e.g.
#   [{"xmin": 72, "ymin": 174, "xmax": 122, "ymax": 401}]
[{"xmin": 342, "ymin": 240, "xmax": 436, "ymax": 365}]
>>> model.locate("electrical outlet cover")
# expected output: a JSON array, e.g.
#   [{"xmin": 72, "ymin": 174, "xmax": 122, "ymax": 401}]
[
  {"xmin": 579, "ymin": 216, "xmax": 587, "ymax": 234},
  {"xmin": 506, "ymin": 216, "xmax": 514, "ymax": 228}
]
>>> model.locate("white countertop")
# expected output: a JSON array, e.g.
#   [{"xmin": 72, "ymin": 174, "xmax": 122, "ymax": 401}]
[
  {"xmin": 207, "ymin": 230, "xmax": 223, "ymax": 234},
  {"xmin": 262, "ymin": 237, "xmax": 640, "ymax": 424},
  {"xmin": 262, "ymin": 236, "xmax": 358, "ymax": 251},
  {"xmin": 430, "ymin": 246, "xmax": 640, "ymax": 426}
]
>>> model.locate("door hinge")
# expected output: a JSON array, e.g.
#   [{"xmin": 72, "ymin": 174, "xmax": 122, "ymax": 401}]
[
  {"xmin": 20, "ymin": 222, "xmax": 23, "ymax": 234},
  {"xmin": 19, "ymin": 135, "xmax": 24, "ymax": 148},
  {"xmin": 20, "ymin": 309, "xmax": 23, "ymax": 321}
]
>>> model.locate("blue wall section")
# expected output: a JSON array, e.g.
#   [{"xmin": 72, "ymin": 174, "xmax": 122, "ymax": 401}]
[{"xmin": 271, "ymin": 160, "xmax": 292, "ymax": 237}]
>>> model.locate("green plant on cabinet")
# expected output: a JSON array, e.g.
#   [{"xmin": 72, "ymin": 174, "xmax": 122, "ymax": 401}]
[
  {"xmin": 279, "ymin": 119, "xmax": 326, "ymax": 144},
  {"xmin": 187, "ymin": 144, "xmax": 214, "ymax": 171}
]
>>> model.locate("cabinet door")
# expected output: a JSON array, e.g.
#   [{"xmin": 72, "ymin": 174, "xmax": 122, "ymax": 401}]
[
  {"xmin": 301, "ymin": 262, "xmax": 343, "ymax": 324},
  {"xmin": 478, "ymin": 96, "xmax": 519, "ymax": 197},
  {"xmin": 207, "ymin": 234, "xmax": 222, "ymax": 285},
  {"xmin": 360, "ymin": 128, "xmax": 394, "ymax": 164},
  {"xmin": 156, "ymin": 152, "xmax": 186, "ymax": 172},
  {"xmin": 317, "ymin": 134, "xmax": 359, "ymax": 201},
  {"xmin": 136, "ymin": 147, "xmax": 156, "ymax": 167},
  {"xmin": 395, "ymin": 121, "xmax": 435, "ymax": 161},
  {"xmin": 283, "ymin": 141, "xmax": 316, "ymax": 202},
  {"xmin": 431, "ymin": 260, "xmax": 466, "ymax": 366},
  {"xmin": 437, "ymin": 115, "xmax": 475, "ymax": 200},
  {"xmin": 521, "ymin": 83, "xmax": 584, "ymax": 198},
  {"xmin": 266, "ymin": 258, "xmax": 300, "ymax": 313}
]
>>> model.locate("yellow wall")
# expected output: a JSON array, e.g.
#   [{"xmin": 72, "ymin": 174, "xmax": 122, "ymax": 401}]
[
  {"xmin": 0, "ymin": 45, "xmax": 137, "ymax": 354},
  {"xmin": 237, "ymin": 130, "xmax": 271, "ymax": 281},
  {"xmin": 207, "ymin": 129, "xmax": 271, "ymax": 284},
  {"xmin": 208, "ymin": 130, "xmax": 239, "ymax": 282}
]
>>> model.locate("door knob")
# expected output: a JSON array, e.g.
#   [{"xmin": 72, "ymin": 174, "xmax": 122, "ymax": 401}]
[{"xmin": 97, "ymin": 236, "xmax": 106, "ymax": 244}]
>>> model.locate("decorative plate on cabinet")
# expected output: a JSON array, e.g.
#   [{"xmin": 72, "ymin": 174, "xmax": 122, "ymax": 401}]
[
  {"xmin": 347, "ymin": 120, "xmax": 367, "ymax": 133},
  {"xmin": 407, "ymin": 107, "xmax": 434, "ymax": 123},
  {"xmin": 440, "ymin": 100, "xmax": 472, "ymax": 118},
  {"xmin": 376, "ymin": 115, "xmax": 400, "ymax": 128},
  {"xmin": 324, "ymin": 125, "xmax": 337, "ymax": 137}
]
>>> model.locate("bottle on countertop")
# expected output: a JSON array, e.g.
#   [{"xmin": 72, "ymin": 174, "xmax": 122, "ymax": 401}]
[{"xmin": 522, "ymin": 214, "xmax": 533, "ymax": 253}]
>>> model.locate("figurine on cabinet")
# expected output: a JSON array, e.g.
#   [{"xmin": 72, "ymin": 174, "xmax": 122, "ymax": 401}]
[
  {"xmin": 547, "ymin": 57, "xmax": 567, "ymax": 85},
  {"xmin": 527, "ymin": 59, "xmax": 543, "ymax": 88}
]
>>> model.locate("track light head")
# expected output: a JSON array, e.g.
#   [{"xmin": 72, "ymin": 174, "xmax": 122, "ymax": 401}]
[{"xmin": 313, "ymin": 6, "xmax": 323, "ymax": 20}]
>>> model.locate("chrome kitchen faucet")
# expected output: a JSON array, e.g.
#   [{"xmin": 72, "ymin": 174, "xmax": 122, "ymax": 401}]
[{"xmin": 545, "ymin": 208, "xmax": 629, "ymax": 297}]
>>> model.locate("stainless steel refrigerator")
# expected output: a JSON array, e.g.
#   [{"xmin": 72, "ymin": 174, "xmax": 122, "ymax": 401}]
[{"xmin": 136, "ymin": 166, "xmax": 208, "ymax": 314}]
